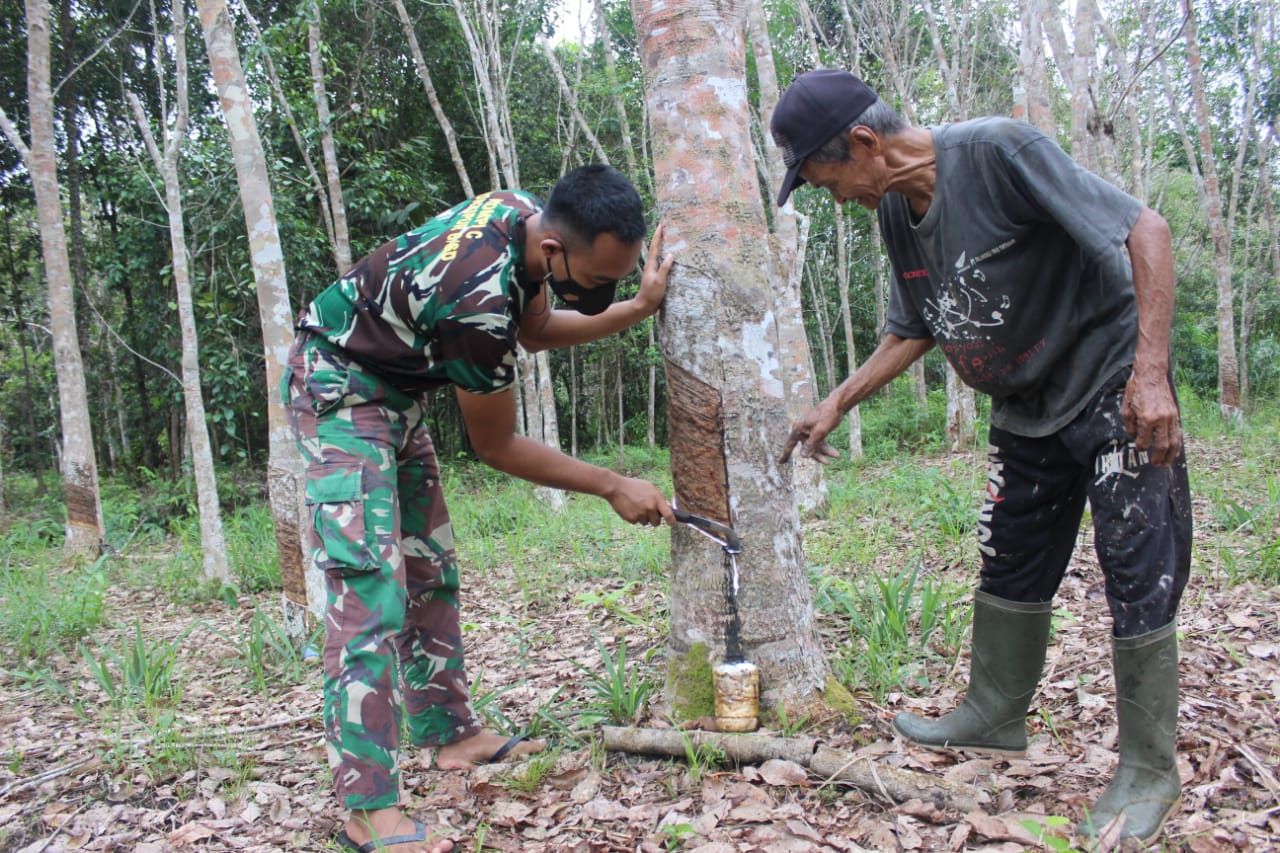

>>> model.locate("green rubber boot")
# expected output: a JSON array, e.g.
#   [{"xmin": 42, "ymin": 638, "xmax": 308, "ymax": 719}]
[
  {"xmin": 893, "ymin": 590, "xmax": 1051, "ymax": 756},
  {"xmin": 1077, "ymin": 620, "xmax": 1181, "ymax": 844}
]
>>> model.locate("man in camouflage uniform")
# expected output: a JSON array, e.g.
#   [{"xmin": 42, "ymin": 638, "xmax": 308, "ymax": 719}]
[{"xmin": 286, "ymin": 165, "xmax": 676, "ymax": 853}]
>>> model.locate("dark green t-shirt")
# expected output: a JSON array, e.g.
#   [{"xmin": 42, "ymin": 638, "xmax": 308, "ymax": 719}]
[
  {"xmin": 878, "ymin": 117, "xmax": 1143, "ymax": 436},
  {"xmin": 298, "ymin": 190, "xmax": 542, "ymax": 394}
]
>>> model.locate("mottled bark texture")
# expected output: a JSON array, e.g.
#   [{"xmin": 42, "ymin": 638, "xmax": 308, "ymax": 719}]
[{"xmin": 632, "ymin": 0, "xmax": 827, "ymax": 718}]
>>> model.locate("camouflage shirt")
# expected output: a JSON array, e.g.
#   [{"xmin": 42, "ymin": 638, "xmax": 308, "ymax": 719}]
[{"xmin": 297, "ymin": 190, "xmax": 543, "ymax": 394}]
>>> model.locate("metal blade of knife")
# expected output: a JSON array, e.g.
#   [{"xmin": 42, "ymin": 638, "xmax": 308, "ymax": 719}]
[{"xmin": 672, "ymin": 508, "xmax": 742, "ymax": 553}]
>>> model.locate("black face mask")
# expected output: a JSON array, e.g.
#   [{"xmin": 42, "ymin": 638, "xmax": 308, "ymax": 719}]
[{"xmin": 544, "ymin": 243, "xmax": 617, "ymax": 316}]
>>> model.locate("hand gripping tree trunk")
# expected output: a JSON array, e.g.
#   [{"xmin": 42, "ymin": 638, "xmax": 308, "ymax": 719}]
[
  {"xmin": 196, "ymin": 0, "xmax": 312, "ymax": 625},
  {"xmin": 0, "ymin": 0, "xmax": 103, "ymax": 554},
  {"xmin": 632, "ymin": 0, "xmax": 829, "ymax": 720}
]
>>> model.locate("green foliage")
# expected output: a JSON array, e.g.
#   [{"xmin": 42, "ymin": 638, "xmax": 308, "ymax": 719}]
[
  {"xmin": 0, "ymin": 551, "xmax": 109, "ymax": 665},
  {"xmin": 661, "ymin": 822, "xmax": 699, "ymax": 851},
  {"xmin": 567, "ymin": 634, "xmax": 656, "ymax": 726},
  {"xmin": 448, "ymin": 454, "xmax": 670, "ymax": 610},
  {"xmin": 1179, "ymin": 387, "xmax": 1280, "ymax": 583},
  {"xmin": 816, "ymin": 562, "xmax": 971, "ymax": 703},
  {"xmin": 574, "ymin": 581, "xmax": 648, "ymax": 626},
  {"xmin": 100, "ymin": 470, "xmax": 196, "ymax": 550},
  {"xmin": 677, "ymin": 730, "xmax": 724, "ymax": 786},
  {"xmin": 223, "ymin": 503, "xmax": 282, "ymax": 593},
  {"xmin": 494, "ymin": 746, "xmax": 560, "ymax": 796},
  {"xmin": 1018, "ymin": 815, "xmax": 1082, "ymax": 852},
  {"xmin": 853, "ymin": 377, "xmax": 953, "ymax": 461},
  {"xmin": 79, "ymin": 620, "xmax": 194, "ymax": 712},
  {"xmin": 222, "ymin": 607, "xmax": 313, "ymax": 696}
]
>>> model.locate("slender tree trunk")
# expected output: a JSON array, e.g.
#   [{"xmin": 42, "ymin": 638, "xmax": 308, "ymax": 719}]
[
  {"xmin": 835, "ymin": 212, "xmax": 862, "ymax": 460},
  {"xmin": 570, "ymin": 347, "xmax": 579, "ymax": 457},
  {"xmin": 916, "ymin": 0, "xmax": 977, "ymax": 438},
  {"xmin": 451, "ymin": 0, "xmax": 564, "ymax": 485},
  {"xmin": 634, "ymin": 0, "xmax": 827, "ymax": 718},
  {"xmin": 804, "ymin": 272, "xmax": 835, "ymax": 393},
  {"xmin": 4, "ymin": 227, "xmax": 45, "ymax": 482},
  {"xmin": 119, "ymin": 281, "xmax": 157, "ymax": 469},
  {"xmin": 592, "ymin": 0, "xmax": 646, "ymax": 195},
  {"xmin": 56, "ymin": 1, "xmax": 91, "ymax": 371},
  {"xmin": 127, "ymin": 0, "xmax": 229, "ymax": 583},
  {"xmin": 0, "ymin": 423, "xmax": 6, "ymax": 520},
  {"xmin": 536, "ymin": 349, "xmax": 564, "ymax": 508},
  {"xmin": 1038, "ymin": 0, "xmax": 1073, "ymax": 95},
  {"xmin": 196, "ymin": 0, "xmax": 310, "ymax": 623},
  {"xmin": 309, "ymin": 8, "xmax": 352, "ymax": 273},
  {"xmin": 107, "ymin": 337, "xmax": 129, "ymax": 471},
  {"xmin": 1098, "ymin": 12, "xmax": 1147, "ymax": 199},
  {"xmin": 1014, "ymin": 0, "xmax": 1054, "ymax": 134},
  {"xmin": 542, "ymin": 38, "xmax": 610, "ymax": 164},
  {"xmin": 0, "ymin": 0, "xmax": 104, "ymax": 553},
  {"xmin": 450, "ymin": 0, "xmax": 518, "ymax": 188},
  {"xmin": 1181, "ymin": 0, "xmax": 1240, "ymax": 413},
  {"xmin": 647, "ymin": 324, "xmax": 656, "ymax": 446},
  {"xmin": 616, "ymin": 352, "xmax": 625, "ymax": 464},
  {"xmin": 239, "ymin": 6, "xmax": 339, "ymax": 259},
  {"xmin": 1245, "ymin": 121, "xmax": 1278, "ymax": 407},
  {"xmin": 536, "ymin": 350, "xmax": 559, "ymax": 449},
  {"xmin": 747, "ymin": 0, "xmax": 826, "ymax": 511},
  {"xmin": 1069, "ymin": 0, "xmax": 1097, "ymax": 169},
  {"xmin": 518, "ymin": 350, "xmax": 542, "ymax": 440},
  {"xmin": 945, "ymin": 364, "xmax": 976, "ymax": 449},
  {"xmin": 392, "ymin": 0, "xmax": 473, "ymax": 196}
]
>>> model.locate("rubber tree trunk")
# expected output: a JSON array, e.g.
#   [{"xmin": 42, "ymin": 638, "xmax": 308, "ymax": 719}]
[
  {"xmin": 126, "ymin": 0, "xmax": 230, "ymax": 583},
  {"xmin": 3, "ymin": 0, "xmax": 104, "ymax": 554},
  {"xmin": 1181, "ymin": 0, "xmax": 1240, "ymax": 414},
  {"xmin": 633, "ymin": 0, "xmax": 828, "ymax": 718},
  {"xmin": 196, "ymin": 0, "xmax": 311, "ymax": 624},
  {"xmin": 747, "ymin": 0, "xmax": 828, "ymax": 511},
  {"xmin": 309, "ymin": 8, "xmax": 352, "ymax": 273}
]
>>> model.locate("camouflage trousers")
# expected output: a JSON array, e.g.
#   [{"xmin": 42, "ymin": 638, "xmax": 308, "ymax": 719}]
[{"xmin": 284, "ymin": 331, "xmax": 480, "ymax": 811}]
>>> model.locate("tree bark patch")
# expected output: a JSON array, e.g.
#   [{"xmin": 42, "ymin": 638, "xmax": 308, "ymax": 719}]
[{"xmin": 664, "ymin": 358, "xmax": 730, "ymax": 525}]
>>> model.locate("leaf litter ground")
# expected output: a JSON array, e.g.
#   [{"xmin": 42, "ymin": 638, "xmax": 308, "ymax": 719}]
[{"xmin": 1, "ymin": 438, "xmax": 1277, "ymax": 852}]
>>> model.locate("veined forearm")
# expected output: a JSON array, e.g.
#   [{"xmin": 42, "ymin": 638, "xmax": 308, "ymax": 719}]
[
  {"xmin": 834, "ymin": 335, "xmax": 934, "ymax": 413},
  {"xmin": 1126, "ymin": 208, "xmax": 1175, "ymax": 375}
]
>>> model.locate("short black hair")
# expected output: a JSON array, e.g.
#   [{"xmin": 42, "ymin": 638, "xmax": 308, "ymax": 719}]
[{"xmin": 543, "ymin": 164, "xmax": 646, "ymax": 247}]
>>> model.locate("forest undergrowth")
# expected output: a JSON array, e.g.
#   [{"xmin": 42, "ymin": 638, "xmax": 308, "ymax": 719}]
[{"xmin": 0, "ymin": 389, "xmax": 1277, "ymax": 852}]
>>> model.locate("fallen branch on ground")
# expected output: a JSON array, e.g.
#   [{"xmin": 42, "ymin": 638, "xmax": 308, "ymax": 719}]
[{"xmin": 601, "ymin": 726, "xmax": 981, "ymax": 814}]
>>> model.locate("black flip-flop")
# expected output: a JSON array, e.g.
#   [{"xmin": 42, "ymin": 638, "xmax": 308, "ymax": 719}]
[
  {"xmin": 482, "ymin": 734, "xmax": 529, "ymax": 764},
  {"xmin": 334, "ymin": 819, "xmax": 457, "ymax": 852}
]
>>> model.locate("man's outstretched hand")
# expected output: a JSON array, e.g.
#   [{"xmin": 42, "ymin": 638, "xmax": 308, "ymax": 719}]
[{"xmin": 778, "ymin": 397, "xmax": 844, "ymax": 465}]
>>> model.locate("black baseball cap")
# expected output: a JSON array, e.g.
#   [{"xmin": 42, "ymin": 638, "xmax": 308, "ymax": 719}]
[{"xmin": 771, "ymin": 69, "xmax": 879, "ymax": 207}]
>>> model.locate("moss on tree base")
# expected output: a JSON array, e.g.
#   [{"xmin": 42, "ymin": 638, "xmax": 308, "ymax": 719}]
[{"xmin": 667, "ymin": 641, "xmax": 715, "ymax": 721}]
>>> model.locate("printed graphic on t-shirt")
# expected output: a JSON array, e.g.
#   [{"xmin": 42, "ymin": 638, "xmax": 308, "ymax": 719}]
[
  {"xmin": 917, "ymin": 240, "xmax": 1047, "ymax": 388},
  {"xmin": 921, "ymin": 243, "xmax": 1016, "ymax": 341}
]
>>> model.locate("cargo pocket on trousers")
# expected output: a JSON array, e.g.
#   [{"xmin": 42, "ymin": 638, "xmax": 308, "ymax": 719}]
[{"xmin": 305, "ymin": 461, "xmax": 379, "ymax": 575}]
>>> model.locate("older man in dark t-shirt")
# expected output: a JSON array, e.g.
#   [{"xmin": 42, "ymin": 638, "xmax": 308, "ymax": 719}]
[{"xmin": 771, "ymin": 70, "xmax": 1191, "ymax": 845}]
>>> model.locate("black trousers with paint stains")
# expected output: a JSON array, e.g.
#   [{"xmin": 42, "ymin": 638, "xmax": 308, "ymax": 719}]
[{"xmin": 975, "ymin": 368, "xmax": 1192, "ymax": 638}]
